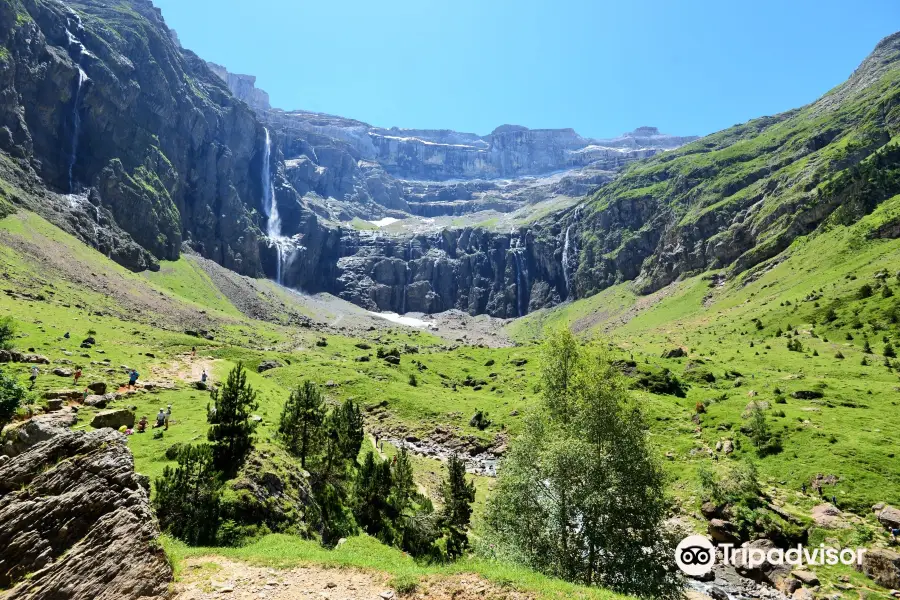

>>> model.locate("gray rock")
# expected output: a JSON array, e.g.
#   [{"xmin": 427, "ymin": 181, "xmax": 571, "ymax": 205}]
[
  {"xmin": 878, "ymin": 505, "xmax": 900, "ymax": 529},
  {"xmin": 52, "ymin": 367, "xmax": 73, "ymax": 377},
  {"xmin": 257, "ymin": 360, "xmax": 283, "ymax": 373},
  {"xmin": 90, "ymin": 409, "xmax": 135, "ymax": 430},
  {"xmin": 792, "ymin": 570, "xmax": 820, "ymax": 586},
  {"xmin": 0, "ymin": 425, "xmax": 172, "ymax": 598},
  {"xmin": 858, "ymin": 548, "xmax": 900, "ymax": 589},
  {"xmin": 87, "ymin": 382, "xmax": 108, "ymax": 395}
]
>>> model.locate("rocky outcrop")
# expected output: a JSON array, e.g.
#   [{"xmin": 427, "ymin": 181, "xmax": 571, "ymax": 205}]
[
  {"xmin": 208, "ymin": 61, "xmax": 271, "ymax": 111},
  {"xmin": 0, "ymin": 419, "xmax": 171, "ymax": 599}
]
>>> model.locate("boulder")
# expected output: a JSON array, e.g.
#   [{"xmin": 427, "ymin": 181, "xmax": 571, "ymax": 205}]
[
  {"xmin": 21, "ymin": 354, "xmax": 50, "ymax": 364},
  {"xmin": 792, "ymin": 570, "xmax": 820, "ymax": 586},
  {"xmin": 779, "ymin": 578, "xmax": 802, "ymax": 595},
  {"xmin": 793, "ymin": 588, "xmax": 815, "ymax": 600},
  {"xmin": 91, "ymin": 409, "xmax": 135, "ymax": 430},
  {"xmin": 257, "ymin": 360, "xmax": 283, "ymax": 373},
  {"xmin": 661, "ymin": 348, "xmax": 687, "ymax": 358},
  {"xmin": 87, "ymin": 382, "xmax": 108, "ymax": 395},
  {"xmin": 878, "ymin": 505, "xmax": 900, "ymax": 530},
  {"xmin": 735, "ymin": 539, "xmax": 792, "ymax": 586},
  {"xmin": 701, "ymin": 501, "xmax": 722, "ymax": 519},
  {"xmin": 791, "ymin": 390, "xmax": 824, "ymax": 400},
  {"xmin": 84, "ymin": 394, "xmax": 112, "ymax": 408},
  {"xmin": 707, "ymin": 519, "xmax": 740, "ymax": 544},
  {"xmin": 812, "ymin": 503, "xmax": 848, "ymax": 528},
  {"xmin": 0, "ymin": 424, "xmax": 172, "ymax": 598},
  {"xmin": 384, "ymin": 355, "xmax": 400, "ymax": 365},
  {"xmin": 722, "ymin": 439, "xmax": 734, "ymax": 454},
  {"xmin": 857, "ymin": 548, "xmax": 900, "ymax": 590},
  {"xmin": 46, "ymin": 399, "xmax": 64, "ymax": 412},
  {"xmin": 51, "ymin": 367, "xmax": 73, "ymax": 377},
  {"xmin": 43, "ymin": 390, "xmax": 82, "ymax": 401}
]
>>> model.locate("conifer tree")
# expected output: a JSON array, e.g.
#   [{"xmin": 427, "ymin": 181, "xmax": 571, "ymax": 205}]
[
  {"xmin": 278, "ymin": 380, "xmax": 326, "ymax": 468},
  {"xmin": 207, "ymin": 363, "xmax": 259, "ymax": 471}
]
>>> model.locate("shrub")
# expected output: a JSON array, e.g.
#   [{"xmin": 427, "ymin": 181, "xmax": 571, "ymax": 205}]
[
  {"xmin": 885, "ymin": 343, "xmax": 897, "ymax": 358},
  {"xmin": 469, "ymin": 410, "xmax": 491, "ymax": 430},
  {"xmin": 0, "ymin": 317, "xmax": 16, "ymax": 350},
  {"xmin": 0, "ymin": 369, "xmax": 28, "ymax": 429},
  {"xmin": 857, "ymin": 284, "xmax": 873, "ymax": 299},
  {"xmin": 408, "ymin": 373, "xmax": 418, "ymax": 387}
]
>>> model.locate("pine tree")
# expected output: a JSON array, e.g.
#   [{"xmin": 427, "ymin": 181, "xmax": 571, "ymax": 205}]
[
  {"xmin": 207, "ymin": 363, "xmax": 259, "ymax": 471},
  {"xmin": 441, "ymin": 453, "xmax": 475, "ymax": 529},
  {"xmin": 153, "ymin": 444, "xmax": 222, "ymax": 545},
  {"xmin": 278, "ymin": 380, "xmax": 326, "ymax": 468},
  {"xmin": 332, "ymin": 399, "xmax": 365, "ymax": 463},
  {"xmin": 885, "ymin": 343, "xmax": 897, "ymax": 358}
]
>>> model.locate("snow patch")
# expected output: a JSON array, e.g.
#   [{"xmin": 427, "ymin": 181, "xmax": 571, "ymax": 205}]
[
  {"xmin": 368, "ymin": 217, "xmax": 400, "ymax": 227},
  {"xmin": 367, "ymin": 311, "xmax": 435, "ymax": 329}
]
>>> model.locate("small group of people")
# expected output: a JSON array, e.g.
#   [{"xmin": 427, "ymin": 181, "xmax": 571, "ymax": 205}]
[{"xmin": 135, "ymin": 405, "xmax": 172, "ymax": 433}]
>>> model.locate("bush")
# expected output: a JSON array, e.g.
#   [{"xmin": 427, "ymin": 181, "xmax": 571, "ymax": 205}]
[
  {"xmin": 885, "ymin": 343, "xmax": 897, "ymax": 358},
  {"xmin": 0, "ymin": 369, "xmax": 28, "ymax": 429},
  {"xmin": 0, "ymin": 317, "xmax": 16, "ymax": 350},
  {"xmin": 469, "ymin": 410, "xmax": 491, "ymax": 430},
  {"xmin": 857, "ymin": 284, "xmax": 873, "ymax": 299},
  {"xmin": 408, "ymin": 373, "xmax": 418, "ymax": 387}
]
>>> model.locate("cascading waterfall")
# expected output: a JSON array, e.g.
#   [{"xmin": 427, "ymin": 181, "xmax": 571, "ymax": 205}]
[
  {"xmin": 510, "ymin": 236, "xmax": 529, "ymax": 317},
  {"xmin": 261, "ymin": 127, "xmax": 288, "ymax": 285},
  {"xmin": 561, "ymin": 206, "xmax": 581, "ymax": 298},
  {"xmin": 65, "ymin": 24, "xmax": 88, "ymax": 194}
]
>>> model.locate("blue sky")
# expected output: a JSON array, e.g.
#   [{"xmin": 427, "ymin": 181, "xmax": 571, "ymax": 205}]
[{"xmin": 153, "ymin": 0, "xmax": 899, "ymax": 139}]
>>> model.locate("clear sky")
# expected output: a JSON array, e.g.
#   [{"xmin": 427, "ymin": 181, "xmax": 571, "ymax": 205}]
[{"xmin": 152, "ymin": 0, "xmax": 899, "ymax": 139}]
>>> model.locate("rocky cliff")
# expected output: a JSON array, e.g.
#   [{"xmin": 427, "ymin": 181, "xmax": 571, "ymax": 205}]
[{"xmin": 0, "ymin": 415, "xmax": 172, "ymax": 599}]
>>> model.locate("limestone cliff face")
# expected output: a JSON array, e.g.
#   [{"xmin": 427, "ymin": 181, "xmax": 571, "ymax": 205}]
[{"xmin": 328, "ymin": 224, "xmax": 570, "ymax": 318}]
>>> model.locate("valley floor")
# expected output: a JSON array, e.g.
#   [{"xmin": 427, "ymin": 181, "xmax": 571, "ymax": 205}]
[{"xmin": 2, "ymin": 203, "xmax": 900, "ymax": 599}]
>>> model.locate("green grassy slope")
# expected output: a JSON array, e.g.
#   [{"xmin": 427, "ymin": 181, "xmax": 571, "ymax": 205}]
[{"xmin": 572, "ymin": 32, "xmax": 900, "ymax": 299}]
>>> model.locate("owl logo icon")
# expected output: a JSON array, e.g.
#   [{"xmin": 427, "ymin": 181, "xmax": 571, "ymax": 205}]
[{"xmin": 675, "ymin": 535, "xmax": 716, "ymax": 576}]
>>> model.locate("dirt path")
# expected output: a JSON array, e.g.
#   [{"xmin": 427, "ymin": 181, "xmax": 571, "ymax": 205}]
[
  {"xmin": 150, "ymin": 353, "xmax": 220, "ymax": 384},
  {"xmin": 174, "ymin": 557, "xmax": 533, "ymax": 600}
]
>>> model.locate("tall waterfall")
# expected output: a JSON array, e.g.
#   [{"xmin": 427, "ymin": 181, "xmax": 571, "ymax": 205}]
[
  {"xmin": 67, "ymin": 66, "xmax": 86, "ymax": 193},
  {"xmin": 262, "ymin": 128, "xmax": 287, "ymax": 285},
  {"xmin": 510, "ymin": 236, "xmax": 529, "ymax": 317},
  {"xmin": 65, "ymin": 23, "xmax": 88, "ymax": 194},
  {"xmin": 561, "ymin": 206, "xmax": 581, "ymax": 299}
]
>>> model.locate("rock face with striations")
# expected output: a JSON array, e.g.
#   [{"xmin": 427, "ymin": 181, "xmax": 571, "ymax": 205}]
[{"xmin": 0, "ymin": 418, "xmax": 172, "ymax": 599}]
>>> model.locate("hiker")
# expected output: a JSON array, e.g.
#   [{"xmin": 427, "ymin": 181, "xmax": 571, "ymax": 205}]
[
  {"xmin": 801, "ymin": 483, "xmax": 807, "ymax": 494},
  {"xmin": 154, "ymin": 408, "xmax": 166, "ymax": 428},
  {"xmin": 129, "ymin": 369, "xmax": 139, "ymax": 387},
  {"xmin": 29, "ymin": 366, "xmax": 38, "ymax": 389},
  {"xmin": 832, "ymin": 495, "xmax": 837, "ymax": 506},
  {"xmin": 137, "ymin": 415, "xmax": 148, "ymax": 433},
  {"xmin": 73, "ymin": 367, "xmax": 82, "ymax": 386},
  {"xmin": 191, "ymin": 346, "xmax": 196, "ymax": 359},
  {"xmin": 201, "ymin": 369, "xmax": 208, "ymax": 384},
  {"xmin": 892, "ymin": 528, "xmax": 899, "ymax": 544},
  {"xmin": 165, "ymin": 405, "xmax": 172, "ymax": 430},
  {"xmin": 83, "ymin": 387, "xmax": 90, "ymax": 402}
]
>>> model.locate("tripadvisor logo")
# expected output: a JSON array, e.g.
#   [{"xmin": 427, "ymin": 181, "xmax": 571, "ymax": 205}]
[{"xmin": 675, "ymin": 535, "xmax": 867, "ymax": 577}]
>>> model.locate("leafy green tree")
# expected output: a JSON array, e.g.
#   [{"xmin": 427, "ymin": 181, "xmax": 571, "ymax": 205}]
[
  {"xmin": 0, "ymin": 369, "xmax": 28, "ymax": 429},
  {"xmin": 153, "ymin": 444, "xmax": 222, "ymax": 545},
  {"xmin": 208, "ymin": 363, "xmax": 259, "ymax": 471},
  {"xmin": 278, "ymin": 380, "xmax": 325, "ymax": 468},
  {"xmin": 0, "ymin": 317, "xmax": 16, "ymax": 350},
  {"xmin": 748, "ymin": 402, "xmax": 770, "ymax": 450},
  {"xmin": 485, "ymin": 329, "xmax": 681, "ymax": 599}
]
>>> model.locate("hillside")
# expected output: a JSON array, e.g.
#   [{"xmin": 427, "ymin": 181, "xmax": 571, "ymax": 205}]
[{"xmin": 570, "ymin": 33, "xmax": 900, "ymax": 298}]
